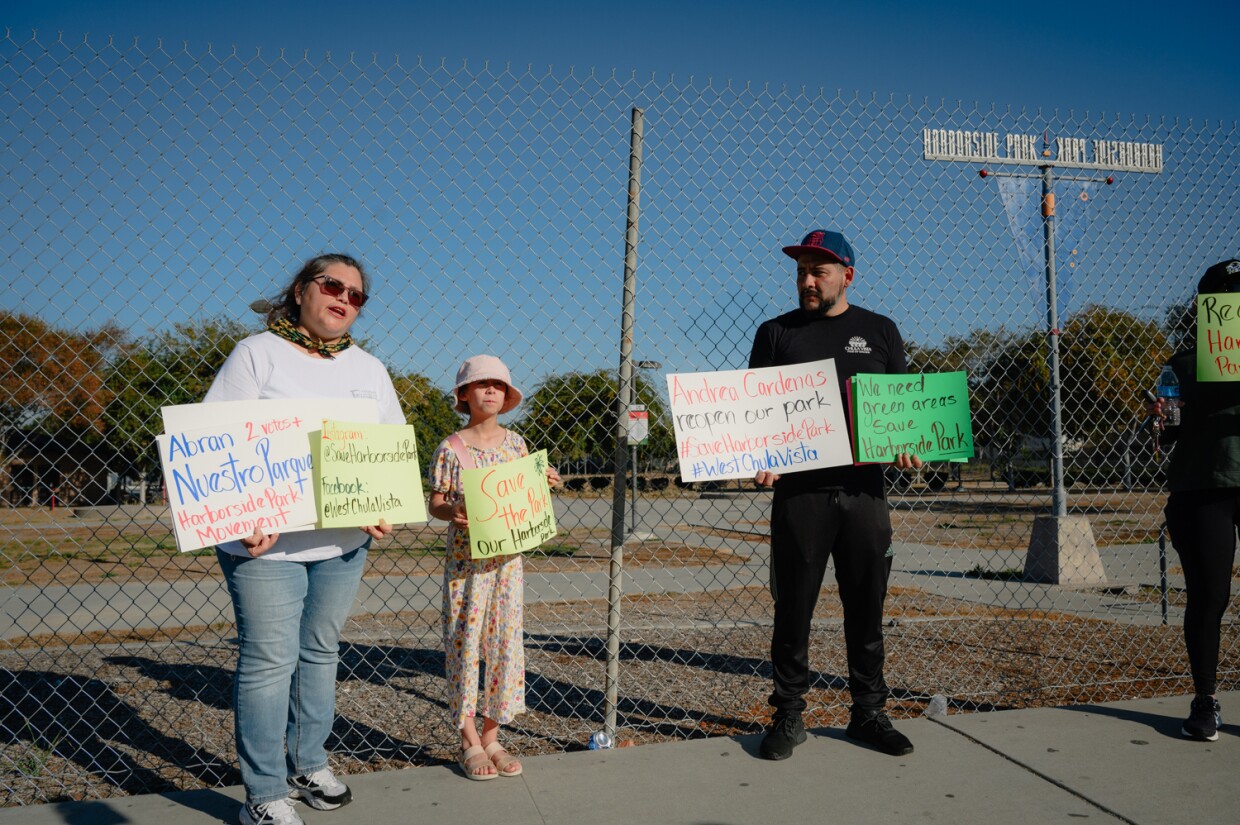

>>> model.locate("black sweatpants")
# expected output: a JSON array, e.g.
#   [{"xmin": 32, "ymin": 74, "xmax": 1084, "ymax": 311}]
[
  {"xmin": 768, "ymin": 488, "xmax": 893, "ymax": 713},
  {"xmin": 1165, "ymin": 489, "xmax": 1240, "ymax": 696}
]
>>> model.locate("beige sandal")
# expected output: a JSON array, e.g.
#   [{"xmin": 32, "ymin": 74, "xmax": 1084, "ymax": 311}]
[
  {"xmin": 459, "ymin": 744, "xmax": 497, "ymax": 781},
  {"xmin": 484, "ymin": 741, "xmax": 523, "ymax": 777}
]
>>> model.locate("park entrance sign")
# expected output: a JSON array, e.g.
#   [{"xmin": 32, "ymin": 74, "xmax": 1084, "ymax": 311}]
[
  {"xmin": 922, "ymin": 128, "xmax": 1163, "ymax": 173},
  {"xmin": 923, "ymin": 123, "xmax": 1163, "ymax": 583}
]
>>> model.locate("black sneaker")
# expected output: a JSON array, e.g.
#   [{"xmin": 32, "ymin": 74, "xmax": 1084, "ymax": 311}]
[
  {"xmin": 1182, "ymin": 694, "xmax": 1221, "ymax": 742},
  {"xmin": 288, "ymin": 767, "xmax": 353, "ymax": 810},
  {"xmin": 846, "ymin": 708, "xmax": 914, "ymax": 756},
  {"xmin": 759, "ymin": 710, "xmax": 806, "ymax": 760},
  {"xmin": 239, "ymin": 798, "xmax": 303, "ymax": 825}
]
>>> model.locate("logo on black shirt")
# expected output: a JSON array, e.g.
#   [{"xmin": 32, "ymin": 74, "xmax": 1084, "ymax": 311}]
[{"xmin": 845, "ymin": 336, "xmax": 871, "ymax": 354}]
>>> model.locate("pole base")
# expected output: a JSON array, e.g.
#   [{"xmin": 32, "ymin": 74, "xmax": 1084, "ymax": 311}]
[{"xmin": 1022, "ymin": 514, "xmax": 1107, "ymax": 585}]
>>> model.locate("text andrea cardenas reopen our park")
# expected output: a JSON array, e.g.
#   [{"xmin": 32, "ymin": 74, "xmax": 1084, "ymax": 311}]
[
  {"xmin": 666, "ymin": 359, "xmax": 974, "ymax": 483},
  {"xmin": 157, "ymin": 399, "xmax": 427, "ymax": 552}
]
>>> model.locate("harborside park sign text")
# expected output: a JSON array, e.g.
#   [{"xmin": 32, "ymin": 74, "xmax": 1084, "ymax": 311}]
[
  {"xmin": 922, "ymin": 128, "xmax": 1163, "ymax": 173},
  {"xmin": 667, "ymin": 359, "xmax": 853, "ymax": 482},
  {"xmin": 313, "ymin": 420, "xmax": 427, "ymax": 528}
]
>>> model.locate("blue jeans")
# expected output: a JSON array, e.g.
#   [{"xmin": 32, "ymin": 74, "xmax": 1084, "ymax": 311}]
[{"xmin": 218, "ymin": 545, "xmax": 367, "ymax": 804}]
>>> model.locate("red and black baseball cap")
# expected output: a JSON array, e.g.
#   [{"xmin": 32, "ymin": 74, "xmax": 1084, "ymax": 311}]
[
  {"xmin": 781, "ymin": 229, "xmax": 855, "ymax": 266},
  {"xmin": 1198, "ymin": 259, "xmax": 1240, "ymax": 293}
]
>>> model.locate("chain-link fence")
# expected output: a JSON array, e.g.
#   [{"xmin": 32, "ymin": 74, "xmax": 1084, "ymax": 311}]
[{"xmin": 2, "ymin": 30, "xmax": 1238, "ymax": 804}]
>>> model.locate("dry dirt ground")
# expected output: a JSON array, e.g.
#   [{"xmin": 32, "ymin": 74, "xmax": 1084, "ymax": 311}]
[
  {"xmin": 1, "ymin": 491, "xmax": 1233, "ymax": 805},
  {"xmin": 0, "ymin": 488, "xmax": 1173, "ymax": 587},
  {"xmin": 5, "ymin": 583, "xmax": 1230, "ymax": 806}
]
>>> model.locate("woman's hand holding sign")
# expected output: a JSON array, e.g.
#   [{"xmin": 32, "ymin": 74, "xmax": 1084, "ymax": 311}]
[
  {"xmin": 360, "ymin": 518, "xmax": 393, "ymax": 541},
  {"xmin": 239, "ymin": 526, "xmax": 281, "ymax": 557}
]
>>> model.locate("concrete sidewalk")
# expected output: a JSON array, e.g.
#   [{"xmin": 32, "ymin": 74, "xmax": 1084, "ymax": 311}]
[{"xmin": 3, "ymin": 692, "xmax": 1233, "ymax": 825}]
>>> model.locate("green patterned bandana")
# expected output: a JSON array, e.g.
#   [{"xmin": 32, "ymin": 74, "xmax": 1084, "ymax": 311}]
[{"xmin": 267, "ymin": 317, "xmax": 353, "ymax": 359}]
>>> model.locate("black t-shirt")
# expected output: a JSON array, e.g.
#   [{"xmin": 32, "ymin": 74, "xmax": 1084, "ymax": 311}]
[
  {"xmin": 1163, "ymin": 348, "xmax": 1240, "ymax": 492},
  {"xmin": 749, "ymin": 304, "xmax": 908, "ymax": 494}
]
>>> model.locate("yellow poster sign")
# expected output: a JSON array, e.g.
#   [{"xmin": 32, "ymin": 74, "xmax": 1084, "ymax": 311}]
[
  {"xmin": 1197, "ymin": 293, "xmax": 1240, "ymax": 381},
  {"xmin": 461, "ymin": 450, "xmax": 556, "ymax": 559},
  {"xmin": 313, "ymin": 420, "xmax": 428, "ymax": 527}
]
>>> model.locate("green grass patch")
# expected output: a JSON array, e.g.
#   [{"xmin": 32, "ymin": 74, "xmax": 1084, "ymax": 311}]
[
  {"xmin": 530, "ymin": 543, "xmax": 578, "ymax": 557},
  {"xmin": 964, "ymin": 564, "xmax": 1024, "ymax": 581},
  {"xmin": 13, "ymin": 724, "xmax": 63, "ymax": 778},
  {"xmin": 937, "ymin": 516, "xmax": 1026, "ymax": 529}
]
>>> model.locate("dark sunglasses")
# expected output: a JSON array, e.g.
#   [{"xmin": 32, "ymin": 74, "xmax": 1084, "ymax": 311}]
[{"xmin": 311, "ymin": 275, "xmax": 368, "ymax": 308}]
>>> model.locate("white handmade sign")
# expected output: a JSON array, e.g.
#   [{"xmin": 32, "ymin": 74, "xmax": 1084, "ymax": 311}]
[
  {"xmin": 158, "ymin": 398, "xmax": 380, "ymax": 552},
  {"xmin": 667, "ymin": 359, "xmax": 853, "ymax": 482}
]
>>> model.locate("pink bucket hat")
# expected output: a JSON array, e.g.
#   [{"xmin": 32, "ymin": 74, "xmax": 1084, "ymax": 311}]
[{"xmin": 452, "ymin": 354, "xmax": 523, "ymax": 415}]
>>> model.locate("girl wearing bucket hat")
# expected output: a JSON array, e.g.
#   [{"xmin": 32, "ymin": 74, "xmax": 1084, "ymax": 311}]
[{"xmin": 427, "ymin": 355, "xmax": 561, "ymax": 780}]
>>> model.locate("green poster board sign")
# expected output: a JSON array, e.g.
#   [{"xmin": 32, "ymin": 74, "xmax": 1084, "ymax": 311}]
[
  {"xmin": 461, "ymin": 449, "xmax": 557, "ymax": 559},
  {"xmin": 851, "ymin": 372, "xmax": 973, "ymax": 463}
]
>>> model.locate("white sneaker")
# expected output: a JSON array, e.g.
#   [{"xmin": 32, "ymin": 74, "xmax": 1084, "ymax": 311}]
[
  {"xmin": 288, "ymin": 766, "xmax": 353, "ymax": 810},
  {"xmin": 239, "ymin": 798, "xmax": 304, "ymax": 825}
]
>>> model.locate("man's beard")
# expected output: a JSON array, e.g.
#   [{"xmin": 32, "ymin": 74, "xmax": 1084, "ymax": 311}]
[{"xmin": 799, "ymin": 289, "xmax": 839, "ymax": 315}]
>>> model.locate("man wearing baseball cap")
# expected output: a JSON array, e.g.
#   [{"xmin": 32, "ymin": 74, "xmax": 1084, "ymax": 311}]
[{"xmin": 750, "ymin": 229, "xmax": 921, "ymax": 760}]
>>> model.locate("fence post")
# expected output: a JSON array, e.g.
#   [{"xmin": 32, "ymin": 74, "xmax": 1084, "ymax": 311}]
[{"xmin": 604, "ymin": 105, "xmax": 644, "ymax": 739}]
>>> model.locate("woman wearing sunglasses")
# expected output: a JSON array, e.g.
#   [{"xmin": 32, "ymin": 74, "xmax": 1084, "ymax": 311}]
[{"xmin": 204, "ymin": 253, "xmax": 404, "ymax": 825}]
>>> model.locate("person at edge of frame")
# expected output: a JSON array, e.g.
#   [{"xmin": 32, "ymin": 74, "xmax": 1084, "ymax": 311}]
[
  {"xmin": 1148, "ymin": 257, "xmax": 1240, "ymax": 743},
  {"xmin": 749, "ymin": 228, "xmax": 922, "ymax": 761}
]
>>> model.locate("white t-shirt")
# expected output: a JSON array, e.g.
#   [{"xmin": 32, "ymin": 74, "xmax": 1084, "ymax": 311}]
[{"xmin": 204, "ymin": 331, "xmax": 406, "ymax": 562}]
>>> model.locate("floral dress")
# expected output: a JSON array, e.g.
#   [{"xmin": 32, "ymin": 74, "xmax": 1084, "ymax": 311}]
[{"xmin": 430, "ymin": 430, "xmax": 527, "ymax": 728}]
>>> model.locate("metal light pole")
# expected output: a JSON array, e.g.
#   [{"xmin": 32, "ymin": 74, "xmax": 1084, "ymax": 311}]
[
  {"xmin": 978, "ymin": 164, "xmax": 1112, "ymax": 518},
  {"xmin": 925, "ymin": 126, "xmax": 1160, "ymax": 584},
  {"xmin": 1041, "ymin": 165, "xmax": 1068, "ymax": 518},
  {"xmin": 925, "ymin": 129, "xmax": 1159, "ymax": 507}
]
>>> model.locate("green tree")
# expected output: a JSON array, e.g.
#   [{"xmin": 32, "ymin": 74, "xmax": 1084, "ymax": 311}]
[
  {"xmin": 1163, "ymin": 296, "xmax": 1195, "ymax": 351},
  {"xmin": 515, "ymin": 369, "xmax": 674, "ymax": 471},
  {"xmin": 392, "ymin": 371, "xmax": 459, "ymax": 469},
  {"xmin": 907, "ymin": 327, "xmax": 1018, "ymax": 449},
  {"xmin": 1, "ymin": 312, "xmax": 119, "ymax": 443},
  {"xmin": 0, "ymin": 313, "xmax": 126, "ymax": 505},
  {"xmin": 103, "ymin": 318, "xmax": 255, "ymax": 492},
  {"xmin": 973, "ymin": 305, "xmax": 1170, "ymax": 447}
]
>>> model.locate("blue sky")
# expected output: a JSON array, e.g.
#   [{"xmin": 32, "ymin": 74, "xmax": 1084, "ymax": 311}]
[
  {"xmin": 4, "ymin": 1, "xmax": 1239, "ymax": 392},
  {"xmin": 7, "ymin": 0, "xmax": 1239, "ymax": 125}
]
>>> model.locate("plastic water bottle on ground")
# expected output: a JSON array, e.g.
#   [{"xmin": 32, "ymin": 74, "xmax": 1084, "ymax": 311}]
[
  {"xmin": 925, "ymin": 694, "xmax": 948, "ymax": 719},
  {"xmin": 1156, "ymin": 365, "xmax": 1181, "ymax": 427},
  {"xmin": 588, "ymin": 730, "xmax": 615, "ymax": 750}
]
